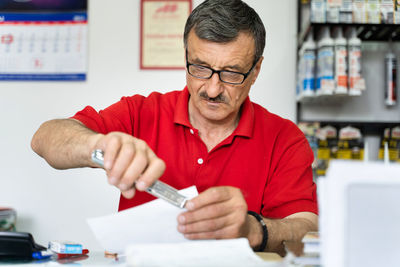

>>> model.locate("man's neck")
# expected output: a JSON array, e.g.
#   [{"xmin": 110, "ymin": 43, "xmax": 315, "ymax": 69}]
[{"xmin": 189, "ymin": 103, "xmax": 240, "ymax": 152}]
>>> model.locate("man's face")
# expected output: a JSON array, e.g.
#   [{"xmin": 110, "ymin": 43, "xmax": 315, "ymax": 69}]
[{"xmin": 185, "ymin": 29, "xmax": 263, "ymax": 124}]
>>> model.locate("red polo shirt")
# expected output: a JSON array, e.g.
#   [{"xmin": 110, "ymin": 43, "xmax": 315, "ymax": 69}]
[{"xmin": 72, "ymin": 87, "xmax": 317, "ymax": 218}]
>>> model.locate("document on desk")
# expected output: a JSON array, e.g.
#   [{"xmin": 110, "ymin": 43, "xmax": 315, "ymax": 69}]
[
  {"xmin": 126, "ymin": 238, "xmax": 277, "ymax": 267},
  {"xmin": 87, "ymin": 186, "xmax": 198, "ymax": 254}
]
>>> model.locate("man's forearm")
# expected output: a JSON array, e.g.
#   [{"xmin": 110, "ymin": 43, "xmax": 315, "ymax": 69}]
[
  {"xmin": 248, "ymin": 212, "xmax": 318, "ymax": 256},
  {"xmin": 31, "ymin": 119, "xmax": 101, "ymax": 169},
  {"xmin": 265, "ymin": 215, "xmax": 317, "ymax": 255}
]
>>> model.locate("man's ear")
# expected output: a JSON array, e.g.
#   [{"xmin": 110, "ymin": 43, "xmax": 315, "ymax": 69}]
[{"xmin": 251, "ymin": 56, "xmax": 264, "ymax": 85}]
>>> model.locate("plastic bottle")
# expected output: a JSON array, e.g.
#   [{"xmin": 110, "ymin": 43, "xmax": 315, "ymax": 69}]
[
  {"xmin": 334, "ymin": 27, "xmax": 348, "ymax": 94},
  {"xmin": 327, "ymin": 1, "xmax": 340, "ymax": 23},
  {"xmin": 296, "ymin": 60, "xmax": 302, "ymax": 99},
  {"xmin": 366, "ymin": 0, "xmax": 381, "ymax": 24},
  {"xmin": 353, "ymin": 0, "xmax": 367, "ymax": 23},
  {"xmin": 311, "ymin": 0, "xmax": 327, "ymax": 23},
  {"xmin": 384, "ymin": 50, "xmax": 397, "ymax": 106},
  {"xmin": 299, "ymin": 33, "xmax": 317, "ymax": 98},
  {"xmin": 339, "ymin": 0, "xmax": 353, "ymax": 23},
  {"xmin": 317, "ymin": 26, "xmax": 335, "ymax": 95},
  {"xmin": 348, "ymin": 27, "xmax": 365, "ymax": 96}
]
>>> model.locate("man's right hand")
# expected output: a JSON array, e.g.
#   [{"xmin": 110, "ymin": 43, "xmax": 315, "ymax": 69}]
[{"xmin": 92, "ymin": 132, "xmax": 166, "ymax": 199}]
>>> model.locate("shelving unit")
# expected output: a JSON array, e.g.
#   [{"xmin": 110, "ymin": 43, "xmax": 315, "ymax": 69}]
[
  {"xmin": 299, "ymin": 22, "xmax": 400, "ymax": 46},
  {"xmin": 296, "ymin": 5, "xmax": 400, "ymax": 137}
]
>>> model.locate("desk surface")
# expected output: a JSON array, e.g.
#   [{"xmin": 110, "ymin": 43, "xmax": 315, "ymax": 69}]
[
  {"xmin": 256, "ymin": 252, "xmax": 283, "ymax": 262},
  {"xmin": 0, "ymin": 251, "xmax": 283, "ymax": 266}
]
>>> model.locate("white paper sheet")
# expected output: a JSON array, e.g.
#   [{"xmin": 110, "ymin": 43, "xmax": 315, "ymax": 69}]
[
  {"xmin": 87, "ymin": 186, "xmax": 198, "ymax": 254},
  {"xmin": 126, "ymin": 238, "xmax": 279, "ymax": 267}
]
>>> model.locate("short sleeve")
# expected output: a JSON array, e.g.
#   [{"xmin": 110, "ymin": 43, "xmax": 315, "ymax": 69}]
[
  {"xmin": 261, "ymin": 122, "xmax": 318, "ymax": 218},
  {"xmin": 71, "ymin": 95, "xmax": 146, "ymax": 135}
]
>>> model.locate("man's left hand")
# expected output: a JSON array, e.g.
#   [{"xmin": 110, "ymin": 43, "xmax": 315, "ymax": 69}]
[{"xmin": 177, "ymin": 186, "xmax": 250, "ymax": 240}]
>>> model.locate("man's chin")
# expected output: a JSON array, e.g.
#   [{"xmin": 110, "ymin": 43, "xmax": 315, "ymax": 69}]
[
  {"xmin": 204, "ymin": 101, "xmax": 224, "ymax": 110},
  {"xmin": 200, "ymin": 110, "xmax": 229, "ymax": 122}
]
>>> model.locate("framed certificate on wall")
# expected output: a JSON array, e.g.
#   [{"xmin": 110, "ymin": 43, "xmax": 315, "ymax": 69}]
[{"xmin": 140, "ymin": 0, "xmax": 192, "ymax": 70}]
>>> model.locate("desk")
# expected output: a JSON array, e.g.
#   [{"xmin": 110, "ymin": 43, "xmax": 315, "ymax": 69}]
[
  {"xmin": 0, "ymin": 251, "xmax": 283, "ymax": 266},
  {"xmin": 256, "ymin": 252, "xmax": 283, "ymax": 262}
]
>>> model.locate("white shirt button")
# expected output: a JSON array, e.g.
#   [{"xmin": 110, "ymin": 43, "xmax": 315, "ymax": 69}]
[
  {"xmin": 197, "ymin": 158, "xmax": 204, "ymax": 164},
  {"xmin": 190, "ymin": 129, "xmax": 194, "ymax": 134}
]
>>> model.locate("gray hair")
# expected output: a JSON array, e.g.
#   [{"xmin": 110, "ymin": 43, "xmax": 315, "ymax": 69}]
[{"xmin": 183, "ymin": 0, "xmax": 266, "ymax": 64}]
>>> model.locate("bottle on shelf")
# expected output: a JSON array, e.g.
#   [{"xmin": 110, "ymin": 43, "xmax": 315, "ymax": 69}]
[
  {"xmin": 298, "ymin": 32, "xmax": 317, "ymax": 99},
  {"xmin": 353, "ymin": 0, "xmax": 367, "ymax": 23},
  {"xmin": 384, "ymin": 41, "xmax": 398, "ymax": 106},
  {"xmin": 317, "ymin": 26, "xmax": 335, "ymax": 96},
  {"xmin": 333, "ymin": 27, "xmax": 348, "ymax": 94},
  {"xmin": 311, "ymin": 0, "xmax": 327, "ymax": 23},
  {"xmin": 348, "ymin": 27, "xmax": 365, "ymax": 96},
  {"xmin": 389, "ymin": 126, "xmax": 400, "ymax": 162},
  {"xmin": 395, "ymin": 1, "xmax": 400, "ymax": 24},
  {"xmin": 366, "ymin": 0, "xmax": 381, "ymax": 24},
  {"xmin": 327, "ymin": 0, "xmax": 340, "ymax": 23},
  {"xmin": 378, "ymin": 128, "xmax": 391, "ymax": 161},
  {"xmin": 337, "ymin": 126, "xmax": 364, "ymax": 161},
  {"xmin": 381, "ymin": 0, "xmax": 394, "ymax": 24},
  {"xmin": 339, "ymin": 0, "xmax": 353, "ymax": 23},
  {"xmin": 316, "ymin": 125, "xmax": 338, "ymax": 176}
]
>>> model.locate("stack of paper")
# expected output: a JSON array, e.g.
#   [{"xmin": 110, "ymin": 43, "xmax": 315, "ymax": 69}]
[
  {"xmin": 302, "ymin": 232, "xmax": 320, "ymax": 255},
  {"xmin": 87, "ymin": 186, "xmax": 279, "ymax": 267},
  {"xmin": 126, "ymin": 238, "xmax": 277, "ymax": 267},
  {"xmin": 87, "ymin": 186, "xmax": 198, "ymax": 254},
  {"xmin": 284, "ymin": 232, "xmax": 320, "ymax": 267}
]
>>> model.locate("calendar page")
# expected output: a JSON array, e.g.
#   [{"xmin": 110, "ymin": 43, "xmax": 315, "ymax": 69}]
[{"xmin": 0, "ymin": 1, "xmax": 87, "ymax": 81}]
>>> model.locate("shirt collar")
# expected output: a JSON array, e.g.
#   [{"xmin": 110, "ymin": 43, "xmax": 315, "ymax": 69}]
[
  {"xmin": 173, "ymin": 86, "xmax": 254, "ymax": 138},
  {"xmin": 173, "ymin": 86, "xmax": 192, "ymax": 127},
  {"xmin": 234, "ymin": 96, "xmax": 254, "ymax": 138}
]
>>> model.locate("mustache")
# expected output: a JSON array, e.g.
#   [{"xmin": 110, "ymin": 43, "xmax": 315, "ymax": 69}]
[{"xmin": 199, "ymin": 91, "xmax": 227, "ymax": 104}]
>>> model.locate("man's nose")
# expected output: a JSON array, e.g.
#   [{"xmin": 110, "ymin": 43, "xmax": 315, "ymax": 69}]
[{"xmin": 205, "ymin": 72, "xmax": 223, "ymax": 98}]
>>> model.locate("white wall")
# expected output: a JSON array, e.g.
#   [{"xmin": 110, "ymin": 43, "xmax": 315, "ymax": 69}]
[{"xmin": 0, "ymin": 0, "xmax": 297, "ymax": 250}]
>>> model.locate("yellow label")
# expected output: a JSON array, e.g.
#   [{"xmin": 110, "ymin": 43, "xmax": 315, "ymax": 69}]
[
  {"xmin": 316, "ymin": 169, "xmax": 326, "ymax": 176},
  {"xmin": 352, "ymin": 149, "xmax": 364, "ymax": 160},
  {"xmin": 317, "ymin": 148, "xmax": 331, "ymax": 160},
  {"xmin": 378, "ymin": 149, "xmax": 384, "ymax": 160},
  {"xmin": 337, "ymin": 149, "xmax": 352, "ymax": 159},
  {"xmin": 389, "ymin": 149, "xmax": 399, "ymax": 161}
]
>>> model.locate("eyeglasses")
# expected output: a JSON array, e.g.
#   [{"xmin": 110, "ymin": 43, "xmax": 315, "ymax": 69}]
[{"xmin": 186, "ymin": 52, "xmax": 258, "ymax": 85}]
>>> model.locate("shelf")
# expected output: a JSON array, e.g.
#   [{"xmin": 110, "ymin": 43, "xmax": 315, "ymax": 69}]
[
  {"xmin": 296, "ymin": 1, "xmax": 400, "ymax": 136},
  {"xmin": 297, "ymin": 93, "xmax": 361, "ymax": 104},
  {"xmin": 298, "ymin": 120, "xmax": 400, "ymax": 136},
  {"xmin": 296, "ymin": 47, "xmax": 400, "ymax": 124},
  {"xmin": 298, "ymin": 22, "xmax": 400, "ymax": 47}
]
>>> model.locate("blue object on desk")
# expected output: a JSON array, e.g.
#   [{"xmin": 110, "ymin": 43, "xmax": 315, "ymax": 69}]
[
  {"xmin": 32, "ymin": 250, "xmax": 52, "ymax": 260},
  {"xmin": 0, "ymin": 231, "xmax": 46, "ymax": 259}
]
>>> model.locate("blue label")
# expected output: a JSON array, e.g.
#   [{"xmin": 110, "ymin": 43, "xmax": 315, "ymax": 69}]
[
  {"xmin": 0, "ymin": 74, "xmax": 86, "ymax": 81},
  {"xmin": 0, "ymin": 12, "xmax": 87, "ymax": 22},
  {"xmin": 303, "ymin": 78, "xmax": 315, "ymax": 90},
  {"xmin": 63, "ymin": 245, "xmax": 82, "ymax": 254},
  {"xmin": 321, "ymin": 75, "xmax": 334, "ymax": 80}
]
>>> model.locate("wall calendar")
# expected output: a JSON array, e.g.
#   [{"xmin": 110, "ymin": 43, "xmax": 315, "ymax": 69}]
[{"xmin": 0, "ymin": 0, "xmax": 87, "ymax": 81}]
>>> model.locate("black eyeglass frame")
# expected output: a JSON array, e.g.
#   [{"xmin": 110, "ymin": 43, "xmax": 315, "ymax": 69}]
[{"xmin": 185, "ymin": 51, "xmax": 259, "ymax": 85}]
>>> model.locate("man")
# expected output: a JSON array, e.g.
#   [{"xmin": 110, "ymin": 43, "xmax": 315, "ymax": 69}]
[{"xmin": 31, "ymin": 0, "xmax": 317, "ymax": 255}]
